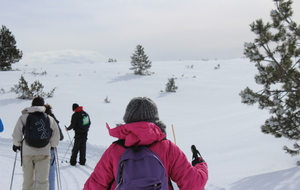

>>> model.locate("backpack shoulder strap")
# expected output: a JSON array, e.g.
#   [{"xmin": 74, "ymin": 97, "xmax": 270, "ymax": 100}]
[
  {"xmin": 23, "ymin": 113, "xmax": 34, "ymax": 133},
  {"xmin": 44, "ymin": 113, "xmax": 50, "ymax": 125},
  {"xmin": 114, "ymin": 139, "xmax": 145, "ymax": 152},
  {"xmin": 113, "ymin": 139, "xmax": 127, "ymax": 148},
  {"xmin": 114, "ymin": 139, "xmax": 167, "ymax": 146},
  {"xmin": 113, "ymin": 139, "xmax": 159, "ymax": 152}
]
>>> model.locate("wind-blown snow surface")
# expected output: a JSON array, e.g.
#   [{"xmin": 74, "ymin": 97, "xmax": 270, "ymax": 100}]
[{"xmin": 1, "ymin": 51, "xmax": 299, "ymax": 190}]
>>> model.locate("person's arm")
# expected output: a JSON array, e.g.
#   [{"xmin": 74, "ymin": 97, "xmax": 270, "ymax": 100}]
[
  {"xmin": 50, "ymin": 113, "xmax": 60, "ymax": 124},
  {"xmin": 49, "ymin": 117, "xmax": 60, "ymax": 147},
  {"xmin": 50, "ymin": 113, "xmax": 64, "ymax": 140},
  {"xmin": 66, "ymin": 113, "xmax": 77, "ymax": 131},
  {"xmin": 83, "ymin": 145, "xmax": 117, "ymax": 190},
  {"xmin": 12, "ymin": 115, "xmax": 25, "ymax": 147},
  {"xmin": 168, "ymin": 143, "xmax": 208, "ymax": 190}
]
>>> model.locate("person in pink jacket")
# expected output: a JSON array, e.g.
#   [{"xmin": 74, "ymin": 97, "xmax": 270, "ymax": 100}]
[{"xmin": 83, "ymin": 97, "xmax": 208, "ymax": 190}]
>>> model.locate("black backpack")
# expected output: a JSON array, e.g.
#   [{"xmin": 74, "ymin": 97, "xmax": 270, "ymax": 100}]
[
  {"xmin": 24, "ymin": 113, "xmax": 52, "ymax": 148},
  {"xmin": 78, "ymin": 111, "xmax": 91, "ymax": 131}
]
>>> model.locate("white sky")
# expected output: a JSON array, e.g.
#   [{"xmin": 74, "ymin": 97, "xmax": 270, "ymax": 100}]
[{"xmin": 1, "ymin": 0, "xmax": 300, "ymax": 61}]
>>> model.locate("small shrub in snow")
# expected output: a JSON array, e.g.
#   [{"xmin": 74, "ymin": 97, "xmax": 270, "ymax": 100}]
[
  {"xmin": 0, "ymin": 88, "xmax": 5, "ymax": 94},
  {"xmin": 186, "ymin": 65, "xmax": 194, "ymax": 69},
  {"xmin": 108, "ymin": 58, "xmax": 117, "ymax": 62},
  {"xmin": 165, "ymin": 78, "xmax": 178, "ymax": 92},
  {"xmin": 214, "ymin": 64, "xmax": 220, "ymax": 70},
  {"xmin": 104, "ymin": 96, "xmax": 111, "ymax": 103},
  {"xmin": 31, "ymin": 70, "xmax": 47, "ymax": 76},
  {"xmin": 11, "ymin": 75, "xmax": 56, "ymax": 99}
]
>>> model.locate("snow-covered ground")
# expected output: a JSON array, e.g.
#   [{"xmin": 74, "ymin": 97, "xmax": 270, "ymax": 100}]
[{"xmin": 1, "ymin": 50, "xmax": 299, "ymax": 190}]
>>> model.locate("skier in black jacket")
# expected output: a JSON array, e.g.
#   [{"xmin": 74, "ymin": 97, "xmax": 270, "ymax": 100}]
[{"xmin": 66, "ymin": 103, "xmax": 91, "ymax": 166}]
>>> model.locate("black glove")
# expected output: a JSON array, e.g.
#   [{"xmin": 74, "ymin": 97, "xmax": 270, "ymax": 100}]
[
  {"xmin": 191, "ymin": 145, "xmax": 205, "ymax": 166},
  {"xmin": 12, "ymin": 145, "xmax": 20, "ymax": 152},
  {"xmin": 192, "ymin": 157, "xmax": 205, "ymax": 166}
]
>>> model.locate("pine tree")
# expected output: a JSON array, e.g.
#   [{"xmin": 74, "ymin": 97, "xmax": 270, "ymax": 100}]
[
  {"xmin": 0, "ymin": 25, "xmax": 23, "ymax": 70},
  {"xmin": 166, "ymin": 78, "xmax": 178, "ymax": 92},
  {"xmin": 130, "ymin": 45, "xmax": 152, "ymax": 75},
  {"xmin": 11, "ymin": 75, "xmax": 56, "ymax": 99},
  {"xmin": 11, "ymin": 75, "xmax": 31, "ymax": 99},
  {"xmin": 240, "ymin": 0, "xmax": 300, "ymax": 156}
]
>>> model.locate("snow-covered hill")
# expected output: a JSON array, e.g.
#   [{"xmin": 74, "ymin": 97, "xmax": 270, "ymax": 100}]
[{"xmin": 1, "ymin": 50, "xmax": 299, "ymax": 190}]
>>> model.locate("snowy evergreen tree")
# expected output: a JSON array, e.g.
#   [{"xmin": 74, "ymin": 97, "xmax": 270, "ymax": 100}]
[
  {"xmin": 0, "ymin": 25, "xmax": 22, "ymax": 70},
  {"xmin": 240, "ymin": 0, "xmax": 300, "ymax": 155},
  {"xmin": 11, "ymin": 75, "xmax": 56, "ymax": 99},
  {"xmin": 130, "ymin": 45, "xmax": 152, "ymax": 75},
  {"xmin": 11, "ymin": 75, "xmax": 31, "ymax": 99},
  {"xmin": 166, "ymin": 78, "xmax": 178, "ymax": 92}
]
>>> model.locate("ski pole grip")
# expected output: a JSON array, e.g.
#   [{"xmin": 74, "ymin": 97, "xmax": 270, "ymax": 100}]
[
  {"xmin": 191, "ymin": 144, "xmax": 202, "ymax": 158},
  {"xmin": 191, "ymin": 145, "xmax": 197, "ymax": 153}
]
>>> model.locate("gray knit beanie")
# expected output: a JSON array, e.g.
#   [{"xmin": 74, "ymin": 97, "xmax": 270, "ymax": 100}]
[
  {"xmin": 123, "ymin": 97, "xmax": 159, "ymax": 123},
  {"xmin": 123, "ymin": 97, "xmax": 166, "ymax": 134}
]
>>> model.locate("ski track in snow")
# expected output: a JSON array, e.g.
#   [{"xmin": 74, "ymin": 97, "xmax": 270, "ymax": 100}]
[
  {"xmin": 4, "ymin": 136, "xmax": 300, "ymax": 190},
  {"xmin": 1, "ymin": 137, "xmax": 101, "ymax": 190}
]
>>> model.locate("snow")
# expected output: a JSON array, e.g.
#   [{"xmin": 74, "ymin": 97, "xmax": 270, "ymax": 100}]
[{"xmin": 1, "ymin": 50, "xmax": 299, "ymax": 190}]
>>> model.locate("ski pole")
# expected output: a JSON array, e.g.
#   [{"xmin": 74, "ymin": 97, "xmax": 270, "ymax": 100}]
[
  {"xmin": 10, "ymin": 151, "xmax": 18, "ymax": 190},
  {"xmin": 61, "ymin": 138, "xmax": 74, "ymax": 163},
  {"xmin": 64, "ymin": 125, "xmax": 72, "ymax": 142},
  {"xmin": 54, "ymin": 147, "xmax": 62, "ymax": 190},
  {"xmin": 171, "ymin": 124, "xmax": 177, "ymax": 145}
]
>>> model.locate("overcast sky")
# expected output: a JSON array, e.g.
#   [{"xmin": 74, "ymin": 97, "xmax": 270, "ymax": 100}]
[{"xmin": 1, "ymin": 0, "xmax": 300, "ymax": 61}]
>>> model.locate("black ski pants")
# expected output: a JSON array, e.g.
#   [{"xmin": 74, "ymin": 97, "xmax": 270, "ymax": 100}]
[{"xmin": 70, "ymin": 132, "xmax": 87, "ymax": 165}]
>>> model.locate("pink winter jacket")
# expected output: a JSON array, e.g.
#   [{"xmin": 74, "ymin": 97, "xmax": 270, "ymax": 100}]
[{"xmin": 83, "ymin": 122, "xmax": 208, "ymax": 190}]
